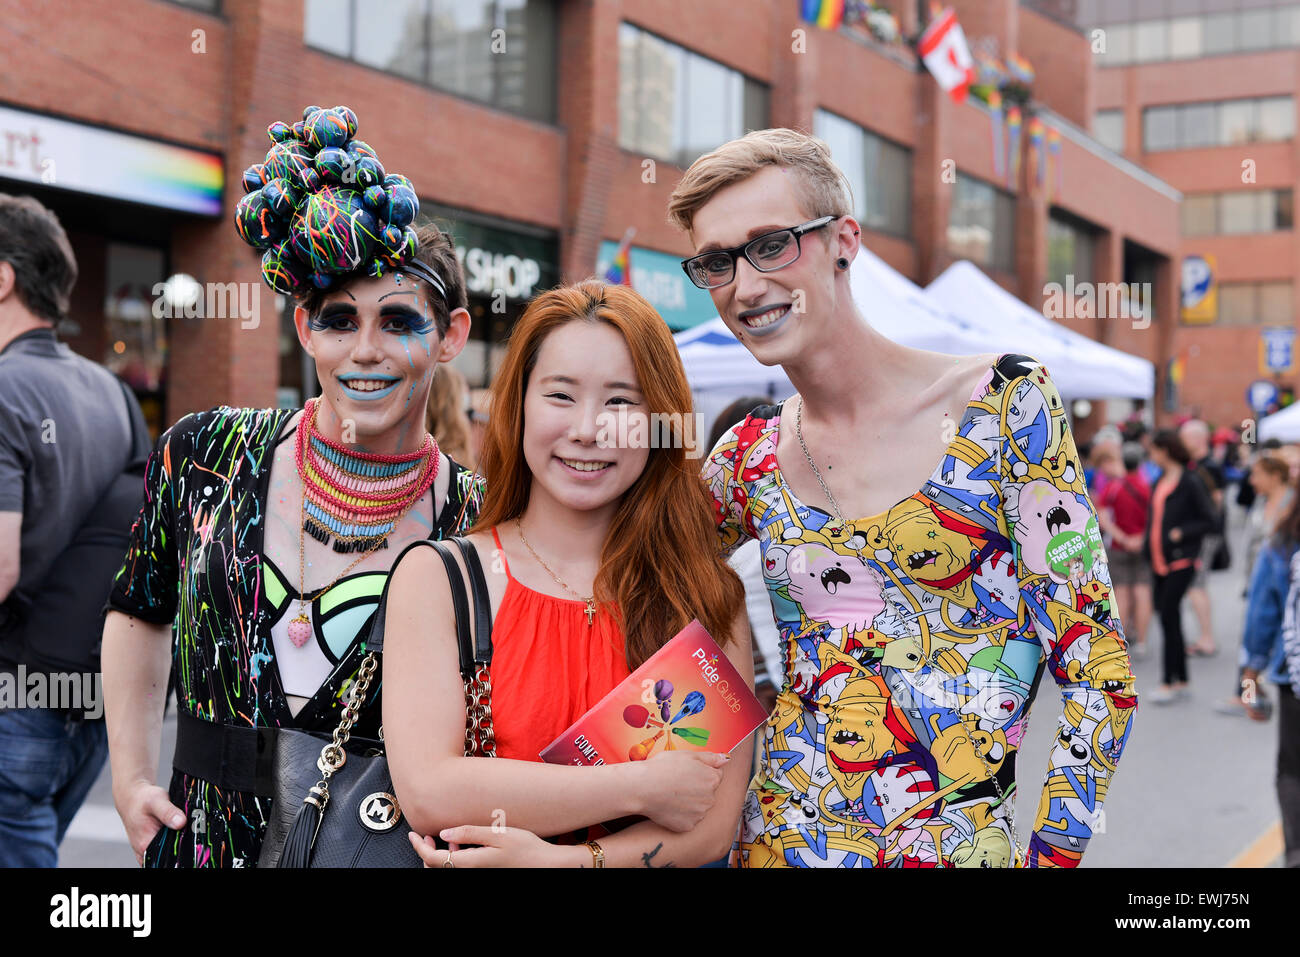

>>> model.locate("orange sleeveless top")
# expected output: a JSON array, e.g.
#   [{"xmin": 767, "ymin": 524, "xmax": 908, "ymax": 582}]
[{"xmin": 487, "ymin": 526, "xmax": 632, "ymax": 763}]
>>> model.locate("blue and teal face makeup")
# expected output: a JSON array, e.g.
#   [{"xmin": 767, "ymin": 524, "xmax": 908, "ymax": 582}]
[{"xmin": 304, "ymin": 272, "xmax": 447, "ymax": 447}]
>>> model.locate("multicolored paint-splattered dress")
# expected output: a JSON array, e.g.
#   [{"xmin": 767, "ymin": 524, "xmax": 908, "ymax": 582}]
[
  {"xmin": 705, "ymin": 355, "xmax": 1137, "ymax": 868},
  {"xmin": 108, "ymin": 407, "xmax": 483, "ymax": 868}
]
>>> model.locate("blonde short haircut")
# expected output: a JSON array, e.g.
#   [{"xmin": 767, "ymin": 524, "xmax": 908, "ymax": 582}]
[{"xmin": 667, "ymin": 128, "xmax": 854, "ymax": 235}]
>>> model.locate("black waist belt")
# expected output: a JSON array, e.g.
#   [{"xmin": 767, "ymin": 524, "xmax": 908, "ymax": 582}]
[
  {"xmin": 173, "ymin": 711, "xmax": 383, "ymax": 797},
  {"xmin": 173, "ymin": 710, "xmax": 267, "ymax": 795}
]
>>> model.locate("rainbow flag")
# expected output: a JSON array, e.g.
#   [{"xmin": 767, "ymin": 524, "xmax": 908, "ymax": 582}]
[
  {"xmin": 1029, "ymin": 116, "xmax": 1046, "ymax": 187},
  {"xmin": 1046, "ymin": 125, "xmax": 1063, "ymax": 199},
  {"xmin": 1006, "ymin": 105, "xmax": 1022, "ymax": 189},
  {"xmin": 1169, "ymin": 355, "xmax": 1186, "ymax": 386},
  {"xmin": 604, "ymin": 227, "xmax": 635, "ymax": 287},
  {"xmin": 988, "ymin": 89, "xmax": 1005, "ymax": 181},
  {"xmin": 800, "ymin": 0, "xmax": 844, "ymax": 31}
]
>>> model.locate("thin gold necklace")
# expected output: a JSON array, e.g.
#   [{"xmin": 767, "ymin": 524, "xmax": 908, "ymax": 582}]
[{"xmin": 514, "ymin": 518, "xmax": 596, "ymax": 626}]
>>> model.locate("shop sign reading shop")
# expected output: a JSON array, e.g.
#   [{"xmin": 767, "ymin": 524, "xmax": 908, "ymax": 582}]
[
  {"xmin": 421, "ymin": 203, "xmax": 558, "ymax": 305},
  {"xmin": 458, "ymin": 245, "xmax": 542, "ymax": 301}
]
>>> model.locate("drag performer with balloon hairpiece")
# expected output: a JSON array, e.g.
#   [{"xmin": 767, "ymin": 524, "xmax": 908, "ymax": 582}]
[{"xmin": 101, "ymin": 105, "xmax": 484, "ymax": 868}]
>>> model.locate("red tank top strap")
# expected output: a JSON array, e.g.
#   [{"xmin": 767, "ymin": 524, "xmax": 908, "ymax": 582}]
[{"xmin": 490, "ymin": 525, "xmax": 514, "ymax": 581}]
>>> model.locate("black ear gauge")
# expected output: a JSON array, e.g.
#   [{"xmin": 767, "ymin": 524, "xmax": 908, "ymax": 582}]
[{"xmin": 836, "ymin": 257, "xmax": 849, "ymax": 270}]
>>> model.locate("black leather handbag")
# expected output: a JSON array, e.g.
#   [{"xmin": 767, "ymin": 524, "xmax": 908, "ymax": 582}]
[{"xmin": 257, "ymin": 536, "xmax": 496, "ymax": 868}]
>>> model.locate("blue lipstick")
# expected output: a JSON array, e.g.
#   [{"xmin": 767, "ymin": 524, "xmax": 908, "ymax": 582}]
[{"xmin": 337, "ymin": 373, "xmax": 401, "ymax": 402}]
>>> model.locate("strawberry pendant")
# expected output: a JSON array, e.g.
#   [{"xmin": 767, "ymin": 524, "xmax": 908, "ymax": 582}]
[{"xmin": 287, "ymin": 613, "xmax": 312, "ymax": 648}]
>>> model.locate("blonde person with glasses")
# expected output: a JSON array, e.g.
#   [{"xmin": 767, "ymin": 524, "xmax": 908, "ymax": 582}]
[{"xmin": 671, "ymin": 128, "xmax": 1138, "ymax": 868}]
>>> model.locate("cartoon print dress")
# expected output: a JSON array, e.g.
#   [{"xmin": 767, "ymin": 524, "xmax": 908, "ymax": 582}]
[
  {"xmin": 705, "ymin": 355, "xmax": 1137, "ymax": 868},
  {"xmin": 108, "ymin": 407, "xmax": 484, "ymax": 867}
]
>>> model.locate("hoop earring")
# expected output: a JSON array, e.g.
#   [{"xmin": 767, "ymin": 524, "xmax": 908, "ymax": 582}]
[{"xmin": 836, "ymin": 257, "xmax": 849, "ymax": 271}]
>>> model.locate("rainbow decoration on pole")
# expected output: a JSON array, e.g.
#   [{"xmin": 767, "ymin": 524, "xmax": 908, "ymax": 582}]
[
  {"xmin": 800, "ymin": 0, "xmax": 845, "ymax": 31},
  {"xmin": 1006, "ymin": 105, "xmax": 1022, "ymax": 190},
  {"xmin": 1029, "ymin": 116, "xmax": 1046, "ymax": 189},
  {"xmin": 603, "ymin": 226, "xmax": 636, "ymax": 287},
  {"xmin": 1046, "ymin": 125, "xmax": 1063, "ymax": 201},
  {"xmin": 988, "ymin": 89, "xmax": 1005, "ymax": 182}
]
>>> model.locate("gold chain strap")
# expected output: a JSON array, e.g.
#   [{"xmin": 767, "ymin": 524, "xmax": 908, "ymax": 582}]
[{"xmin": 464, "ymin": 664, "xmax": 497, "ymax": 757}]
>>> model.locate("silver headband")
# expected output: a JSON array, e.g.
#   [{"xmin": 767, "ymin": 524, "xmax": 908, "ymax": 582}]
[{"xmin": 396, "ymin": 258, "xmax": 448, "ymax": 303}]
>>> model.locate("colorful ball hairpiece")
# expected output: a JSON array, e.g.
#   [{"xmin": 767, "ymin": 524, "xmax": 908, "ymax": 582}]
[{"xmin": 234, "ymin": 105, "xmax": 422, "ymax": 295}]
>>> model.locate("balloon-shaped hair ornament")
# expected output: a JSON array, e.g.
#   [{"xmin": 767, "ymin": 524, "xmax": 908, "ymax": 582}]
[{"xmin": 234, "ymin": 105, "xmax": 422, "ymax": 295}]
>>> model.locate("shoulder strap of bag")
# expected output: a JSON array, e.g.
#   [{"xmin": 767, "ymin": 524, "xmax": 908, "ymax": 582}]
[{"xmin": 365, "ymin": 539, "xmax": 472, "ymax": 674}]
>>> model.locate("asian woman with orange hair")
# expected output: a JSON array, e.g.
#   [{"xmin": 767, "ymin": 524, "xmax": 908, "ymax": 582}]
[{"xmin": 382, "ymin": 280, "xmax": 753, "ymax": 867}]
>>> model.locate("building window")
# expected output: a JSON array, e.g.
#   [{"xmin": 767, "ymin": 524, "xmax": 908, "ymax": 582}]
[
  {"xmin": 1143, "ymin": 106, "xmax": 1178, "ymax": 151},
  {"xmin": 1094, "ymin": 6, "xmax": 1300, "ymax": 65},
  {"xmin": 1101, "ymin": 23, "xmax": 1133, "ymax": 65},
  {"xmin": 302, "ymin": 0, "xmax": 557, "ymax": 123},
  {"xmin": 813, "ymin": 109, "xmax": 911, "ymax": 239},
  {"xmin": 1185, "ymin": 189, "xmax": 1294, "ymax": 236},
  {"xmin": 1093, "ymin": 110, "xmax": 1124, "ymax": 153},
  {"xmin": 948, "ymin": 175, "xmax": 1015, "ymax": 273},
  {"xmin": 1217, "ymin": 281, "xmax": 1294, "ymax": 326},
  {"xmin": 1181, "ymin": 195, "xmax": 1217, "ymax": 237},
  {"xmin": 1168, "ymin": 16, "xmax": 1202, "ymax": 59},
  {"xmin": 1143, "ymin": 96, "xmax": 1295, "ymax": 151},
  {"xmin": 618, "ymin": 24, "xmax": 769, "ymax": 167},
  {"xmin": 1047, "ymin": 212, "xmax": 1096, "ymax": 292},
  {"xmin": 1259, "ymin": 96, "xmax": 1296, "ymax": 142}
]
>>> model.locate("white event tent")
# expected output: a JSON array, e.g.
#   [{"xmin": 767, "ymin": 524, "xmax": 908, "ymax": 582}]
[
  {"xmin": 675, "ymin": 249, "xmax": 1154, "ymax": 432},
  {"xmin": 1258, "ymin": 403, "xmax": 1300, "ymax": 442},
  {"xmin": 925, "ymin": 261, "xmax": 1155, "ymax": 400}
]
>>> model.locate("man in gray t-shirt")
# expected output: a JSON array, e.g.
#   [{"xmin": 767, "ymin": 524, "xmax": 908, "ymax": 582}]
[{"xmin": 0, "ymin": 193, "xmax": 145, "ymax": 867}]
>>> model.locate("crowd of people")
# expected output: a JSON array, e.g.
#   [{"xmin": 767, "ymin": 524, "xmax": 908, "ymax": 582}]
[{"xmin": 0, "ymin": 109, "xmax": 1294, "ymax": 869}]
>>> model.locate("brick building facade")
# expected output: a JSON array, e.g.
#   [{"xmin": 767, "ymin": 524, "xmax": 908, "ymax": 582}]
[{"xmin": 2, "ymin": 0, "xmax": 1182, "ymax": 441}]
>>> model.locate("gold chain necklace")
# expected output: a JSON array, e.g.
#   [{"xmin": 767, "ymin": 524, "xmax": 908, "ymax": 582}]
[
  {"xmin": 514, "ymin": 518, "xmax": 596, "ymax": 626},
  {"xmin": 793, "ymin": 395, "xmax": 1025, "ymax": 868}
]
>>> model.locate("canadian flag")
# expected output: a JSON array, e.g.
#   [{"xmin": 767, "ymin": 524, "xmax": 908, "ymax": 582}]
[{"xmin": 919, "ymin": 8, "xmax": 976, "ymax": 103}]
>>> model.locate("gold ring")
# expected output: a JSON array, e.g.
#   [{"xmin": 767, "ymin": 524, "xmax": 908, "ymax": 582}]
[{"xmin": 443, "ymin": 850, "xmax": 455, "ymax": 869}]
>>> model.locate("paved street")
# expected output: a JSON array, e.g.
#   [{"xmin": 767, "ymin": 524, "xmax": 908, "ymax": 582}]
[{"xmin": 57, "ymin": 503, "xmax": 1286, "ymax": 868}]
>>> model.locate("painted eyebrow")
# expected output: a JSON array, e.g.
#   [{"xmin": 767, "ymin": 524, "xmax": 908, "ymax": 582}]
[
  {"xmin": 696, "ymin": 225, "xmax": 786, "ymax": 254},
  {"xmin": 538, "ymin": 374, "xmax": 643, "ymax": 391},
  {"xmin": 377, "ymin": 290, "xmax": 418, "ymax": 302}
]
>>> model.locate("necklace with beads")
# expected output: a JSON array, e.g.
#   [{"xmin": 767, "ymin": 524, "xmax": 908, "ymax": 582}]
[
  {"xmin": 284, "ymin": 399, "xmax": 439, "ymax": 649},
  {"xmin": 294, "ymin": 397, "xmax": 439, "ymax": 553},
  {"xmin": 515, "ymin": 518, "xmax": 597, "ymax": 626}
]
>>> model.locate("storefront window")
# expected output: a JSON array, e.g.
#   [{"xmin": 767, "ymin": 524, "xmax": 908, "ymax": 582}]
[
  {"xmin": 102, "ymin": 243, "xmax": 168, "ymax": 429},
  {"xmin": 416, "ymin": 203, "xmax": 559, "ymax": 388}
]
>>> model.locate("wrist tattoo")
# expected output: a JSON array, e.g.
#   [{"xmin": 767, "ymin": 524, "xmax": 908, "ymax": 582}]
[{"xmin": 641, "ymin": 842, "xmax": 675, "ymax": 868}]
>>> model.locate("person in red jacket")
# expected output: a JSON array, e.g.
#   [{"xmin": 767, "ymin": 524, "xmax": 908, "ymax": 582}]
[{"xmin": 1097, "ymin": 443, "xmax": 1152, "ymax": 660}]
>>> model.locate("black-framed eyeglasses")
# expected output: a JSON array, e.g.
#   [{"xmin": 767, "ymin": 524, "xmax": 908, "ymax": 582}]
[{"xmin": 680, "ymin": 216, "xmax": 837, "ymax": 290}]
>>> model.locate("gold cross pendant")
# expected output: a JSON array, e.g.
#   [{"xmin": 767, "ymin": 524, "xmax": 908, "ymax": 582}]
[{"xmin": 584, "ymin": 599, "xmax": 596, "ymax": 627}]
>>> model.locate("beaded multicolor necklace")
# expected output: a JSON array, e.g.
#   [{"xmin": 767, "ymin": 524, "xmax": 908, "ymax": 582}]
[
  {"xmin": 293, "ymin": 397, "xmax": 439, "ymax": 554},
  {"xmin": 285, "ymin": 399, "xmax": 439, "ymax": 649}
]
